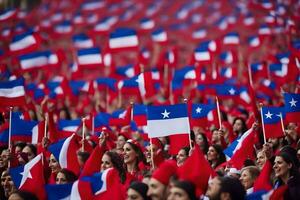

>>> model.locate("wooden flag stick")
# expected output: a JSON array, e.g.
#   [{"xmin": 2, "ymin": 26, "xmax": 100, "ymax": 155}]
[
  {"xmin": 81, "ymin": 118, "xmax": 86, "ymax": 152},
  {"xmin": 183, "ymin": 98, "xmax": 193, "ymax": 149},
  {"xmin": 215, "ymin": 96, "xmax": 222, "ymax": 130},
  {"xmin": 259, "ymin": 103, "xmax": 267, "ymax": 144},
  {"xmin": 8, "ymin": 107, "xmax": 13, "ymax": 151},
  {"xmin": 44, "ymin": 113, "xmax": 48, "ymax": 138},
  {"xmin": 149, "ymin": 138, "xmax": 155, "ymax": 170},
  {"xmin": 279, "ymin": 113, "xmax": 285, "ymax": 135}
]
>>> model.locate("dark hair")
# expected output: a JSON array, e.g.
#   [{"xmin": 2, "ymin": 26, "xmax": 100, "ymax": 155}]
[
  {"xmin": 210, "ymin": 144, "xmax": 226, "ymax": 168},
  {"xmin": 105, "ymin": 151, "xmax": 126, "ymax": 184},
  {"xmin": 77, "ymin": 151, "xmax": 90, "ymax": 164},
  {"xmin": 129, "ymin": 181, "xmax": 150, "ymax": 200},
  {"xmin": 180, "ymin": 146, "xmax": 190, "ymax": 157},
  {"xmin": 10, "ymin": 190, "xmax": 38, "ymax": 200},
  {"xmin": 126, "ymin": 141, "xmax": 147, "ymax": 167},
  {"xmin": 173, "ymin": 180, "xmax": 197, "ymax": 200},
  {"xmin": 57, "ymin": 168, "xmax": 78, "ymax": 183},
  {"xmin": 219, "ymin": 176, "xmax": 246, "ymax": 200},
  {"xmin": 233, "ymin": 117, "xmax": 248, "ymax": 134},
  {"xmin": 14, "ymin": 142, "xmax": 27, "ymax": 151},
  {"xmin": 198, "ymin": 133, "xmax": 209, "ymax": 154},
  {"xmin": 25, "ymin": 144, "xmax": 37, "ymax": 157}
]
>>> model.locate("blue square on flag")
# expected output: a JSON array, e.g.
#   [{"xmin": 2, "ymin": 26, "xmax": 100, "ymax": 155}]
[{"xmin": 147, "ymin": 104, "xmax": 190, "ymax": 138}]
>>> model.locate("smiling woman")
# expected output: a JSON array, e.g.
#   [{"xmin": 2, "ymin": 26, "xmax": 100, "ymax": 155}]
[{"xmin": 273, "ymin": 147, "xmax": 300, "ymax": 200}]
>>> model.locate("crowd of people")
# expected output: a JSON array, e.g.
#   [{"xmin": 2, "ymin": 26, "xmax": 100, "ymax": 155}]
[{"xmin": 0, "ymin": 0, "xmax": 300, "ymax": 199}]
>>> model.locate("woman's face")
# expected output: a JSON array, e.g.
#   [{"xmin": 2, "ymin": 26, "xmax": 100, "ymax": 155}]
[
  {"xmin": 101, "ymin": 154, "xmax": 113, "ymax": 171},
  {"xmin": 176, "ymin": 149, "xmax": 188, "ymax": 166},
  {"xmin": 207, "ymin": 146, "xmax": 218, "ymax": 162},
  {"xmin": 195, "ymin": 134, "xmax": 204, "ymax": 147},
  {"xmin": 123, "ymin": 143, "xmax": 138, "ymax": 164},
  {"xmin": 239, "ymin": 169, "xmax": 254, "ymax": 190},
  {"xmin": 117, "ymin": 135, "xmax": 126, "ymax": 150},
  {"xmin": 49, "ymin": 154, "xmax": 61, "ymax": 173},
  {"xmin": 127, "ymin": 188, "xmax": 144, "ymax": 200},
  {"xmin": 256, "ymin": 151, "xmax": 267, "ymax": 170},
  {"xmin": 273, "ymin": 156, "xmax": 292, "ymax": 179},
  {"xmin": 56, "ymin": 172, "xmax": 67, "ymax": 184},
  {"xmin": 233, "ymin": 119, "xmax": 243, "ymax": 133},
  {"xmin": 22, "ymin": 146, "xmax": 35, "ymax": 161}
]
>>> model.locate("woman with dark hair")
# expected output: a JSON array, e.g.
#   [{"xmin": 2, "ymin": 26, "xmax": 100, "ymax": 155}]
[
  {"xmin": 8, "ymin": 190, "xmax": 38, "ymax": 200},
  {"xmin": 17, "ymin": 144, "xmax": 37, "ymax": 165},
  {"xmin": 273, "ymin": 150, "xmax": 300, "ymax": 200},
  {"xmin": 207, "ymin": 144, "xmax": 226, "ymax": 169},
  {"xmin": 127, "ymin": 181, "xmax": 150, "ymax": 200},
  {"xmin": 176, "ymin": 146, "xmax": 190, "ymax": 166},
  {"xmin": 123, "ymin": 140, "xmax": 147, "ymax": 180},
  {"xmin": 167, "ymin": 180, "xmax": 197, "ymax": 200},
  {"xmin": 232, "ymin": 117, "xmax": 248, "ymax": 138},
  {"xmin": 56, "ymin": 168, "xmax": 78, "ymax": 184},
  {"xmin": 195, "ymin": 132, "xmax": 209, "ymax": 154},
  {"xmin": 101, "ymin": 151, "xmax": 126, "ymax": 184}
]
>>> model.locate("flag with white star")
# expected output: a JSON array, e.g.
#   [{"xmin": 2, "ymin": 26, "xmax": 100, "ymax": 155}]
[
  {"xmin": 190, "ymin": 103, "xmax": 217, "ymax": 128},
  {"xmin": 261, "ymin": 106, "xmax": 285, "ymax": 139},
  {"xmin": 147, "ymin": 104, "xmax": 190, "ymax": 155},
  {"xmin": 284, "ymin": 93, "xmax": 300, "ymax": 124},
  {"xmin": 9, "ymin": 154, "xmax": 46, "ymax": 199},
  {"xmin": 147, "ymin": 104, "xmax": 190, "ymax": 138}
]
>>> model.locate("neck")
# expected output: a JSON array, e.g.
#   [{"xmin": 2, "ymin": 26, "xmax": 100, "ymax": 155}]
[
  {"xmin": 127, "ymin": 162, "xmax": 137, "ymax": 173},
  {"xmin": 281, "ymin": 172, "xmax": 290, "ymax": 185}
]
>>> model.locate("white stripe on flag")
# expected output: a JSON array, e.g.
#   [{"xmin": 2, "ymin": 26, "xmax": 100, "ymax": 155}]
[
  {"xmin": 59, "ymin": 135, "xmax": 73, "ymax": 169},
  {"xmin": 109, "ymin": 35, "xmax": 138, "ymax": 49},
  {"xmin": 78, "ymin": 54, "xmax": 102, "ymax": 65},
  {"xmin": 147, "ymin": 117, "xmax": 190, "ymax": 138},
  {"xmin": 20, "ymin": 57, "xmax": 48, "ymax": 70},
  {"xmin": 0, "ymin": 86, "xmax": 25, "ymax": 97},
  {"xmin": 195, "ymin": 52, "xmax": 210, "ymax": 61},
  {"xmin": 31, "ymin": 124, "xmax": 39, "ymax": 144},
  {"xmin": 9, "ymin": 35, "xmax": 36, "ymax": 51},
  {"xmin": 70, "ymin": 181, "xmax": 81, "ymax": 200}
]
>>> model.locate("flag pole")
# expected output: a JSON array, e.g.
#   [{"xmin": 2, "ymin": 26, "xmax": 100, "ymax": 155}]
[
  {"xmin": 81, "ymin": 117, "xmax": 86, "ymax": 152},
  {"xmin": 183, "ymin": 98, "xmax": 193, "ymax": 149},
  {"xmin": 118, "ymin": 88, "xmax": 122, "ymax": 108},
  {"xmin": 215, "ymin": 96, "xmax": 222, "ymax": 130},
  {"xmin": 279, "ymin": 113, "xmax": 285, "ymax": 135},
  {"xmin": 130, "ymin": 101, "xmax": 134, "ymax": 121},
  {"xmin": 149, "ymin": 138, "xmax": 155, "ymax": 170},
  {"xmin": 44, "ymin": 113, "xmax": 48, "ymax": 138},
  {"xmin": 91, "ymin": 114, "xmax": 95, "ymax": 136},
  {"xmin": 8, "ymin": 107, "xmax": 13, "ymax": 151},
  {"xmin": 247, "ymin": 62, "xmax": 253, "ymax": 88},
  {"xmin": 259, "ymin": 103, "xmax": 267, "ymax": 144}
]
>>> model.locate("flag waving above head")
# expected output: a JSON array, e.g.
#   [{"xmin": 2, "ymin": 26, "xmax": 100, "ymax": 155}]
[
  {"xmin": 261, "ymin": 106, "xmax": 285, "ymax": 139},
  {"xmin": 48, "ymin": 134, "xmax": 80, "ymax": 175},
  {"xmin": 147, "ymin": 103, "xmax": 190, "ymax": 138},
  {"xmin": 9, "ymin": 154, "xmax": 46, "ymax": 199},
  {"xmin": 109, "ymin": 28, "xmax": 139, "ymax": 52},
  {"xmin": 0, "ymin": 78, "xmax": 26, "ymax": 107},
  {"xmin": 283, "ymin": 93, "xmax": 300, "ymax": 124}
]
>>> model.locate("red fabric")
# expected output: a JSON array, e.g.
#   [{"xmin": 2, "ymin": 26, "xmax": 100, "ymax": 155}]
[
  {"xmin": 152, "ymin": 160, "xmax": 177, "ymax": 186},
  {"xmin": 178, "ymin": 144, "xmax": 216, "ymax": 197},
  {"xmin": 80, "ymin": 145, "xmax": 105, "ymax": 177},
  {"xmin": 168, "ymin": 134, "xmax": 190, "ymax": 155},
  {"xmin": 253, "ymin": 160, "xmax": 273, "ymax": 192}
]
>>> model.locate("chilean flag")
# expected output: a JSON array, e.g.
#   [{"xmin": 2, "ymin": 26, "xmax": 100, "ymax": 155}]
[
  {"xmin": 261, "ymin": 106, "xmax": 285, "ymax": 139},
  {"xmin": 283, "ymin": 93, "xmax": 300, "ymax": 124},
  {"xmin": 147, "ymin": 104, "xmax": 190, "ymax": 155},
  {"xmin": 58, "ymin": 119, "xmax": 82, "ymax": 133},
  {"xmin": 248, "ymin": 35, "xmax": 261, "ymax": 49},
  {"xmin": 93, "ymin": 16, "xmax": 118, "ymax": 33},
  {"xmin": 77, "ymin": 47, "xmax": 103, "ymax": 69},
  {"xmin": 224, "ymin": 128, "xmax": 256, "ymax": 169},
  {"xmin": 73, "ymin": 33, "xmax": 94, "ymax": 49},
  {"xmin": 9, "ymin": 30, "xmax": 41, "ymax": 55},
  {"xmin": 152, "ymin": 28, "xmax": 168, "ymax": 44},
  {"xmin": 192, "ymin": 28, "xmax": 207, "ymax": 40},
  {"xmin": 190, "ymin": 103, "xmax": 216, "ymax": 128},
  {"xmin": 133, "ymin": 104, "xmax": 147, "ymax": 126},
  {"xmin": 18, "ymin": 50, "xmax": 63, "ymax": 71},
  {"xmin": 10, "ymin": 117, "xmax": 44, "ymax": 144},
  {"xmin": 223, "ymin": 32, "xmax": 240, "ymax": 46},
  {"xmin": 46, "ymin": 183, "xmax": 73, "ymax": 200},
  {"xmin": 0, "ymin": 78, "xmax": 26, "ymax": 107},
  {"xmin": 194, "ymin": 45, "xmax": 211, "ymax": 64},
  {"xmin": 9, "ymin": 154, "xmax": 46, "ymax": 200},
  {"xmin": 48, "ymin": 134, "xmax": 81, "ymax": 175},
  {"xmin": 109, "ymin": 28, "xmax": 139, "ymax": 51},
  {"xmin": 140, "ymin": 18, "xmax": 155, "ymax": 31},
  {"xmin": 0, "ymin": 8, "xmax": 17, "ymax": 22},
  {"xmin": 219, "ymin": 51, "xmax": 238, "ymax": 64},
  {"xmin": 136, "ymin": 72, "xmax": 156, "ymax": 99}
]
